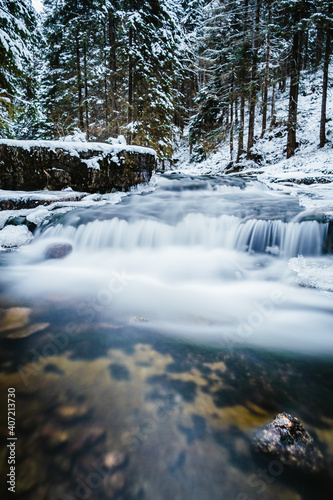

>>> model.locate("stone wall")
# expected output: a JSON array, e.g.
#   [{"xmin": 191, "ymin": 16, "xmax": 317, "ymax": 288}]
[{"xmin": 0, "ymin": 140, "xmax": 156, "ymax": 192}]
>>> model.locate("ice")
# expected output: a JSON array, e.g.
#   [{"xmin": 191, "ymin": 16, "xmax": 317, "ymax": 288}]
[
  {"xmin": 0, "ymin": 225, "xmax": 33, "ymax": 249},
  {"xmin": 289, "ymin": 256, "xmax": 333, "ymax": 293}
]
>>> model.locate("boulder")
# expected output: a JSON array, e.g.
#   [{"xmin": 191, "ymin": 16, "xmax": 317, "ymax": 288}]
[
  {"xmin": 0, "ymin": 139, "xmax": 156, "ymax": 193},
  {"xmin": 253, "ymin": 412, "xmax": 324, "ymax": 473},
  {"xmin": 45, "ymin": 243, "xmax": 73, "ymax": 260}
]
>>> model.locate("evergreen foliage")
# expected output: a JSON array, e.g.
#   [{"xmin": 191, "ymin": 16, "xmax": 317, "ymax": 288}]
[{"xmin": 0, "ymin": 0, "xmax": 332, "ymax": 161}]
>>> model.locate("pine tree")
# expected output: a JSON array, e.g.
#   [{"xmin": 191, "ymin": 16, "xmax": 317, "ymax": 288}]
[{"xmin": 0, "ymin": 0, "xmax": 38, "ymax": 136}]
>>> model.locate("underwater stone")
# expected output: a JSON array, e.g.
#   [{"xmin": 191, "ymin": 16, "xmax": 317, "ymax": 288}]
[
  {"xmin": 45, "ymin": 243, "xmax": 73, "ymax": 260},
  {"xmin": 253, "ymin": 412, "xmax": 324, "ymax": 473},
  {"xmin": 103, "ymin": 471, "xmax": 125, "ymax": 498}
]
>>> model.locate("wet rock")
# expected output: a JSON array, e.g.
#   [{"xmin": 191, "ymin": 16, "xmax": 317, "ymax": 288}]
[
  {"xmin": 67, "ymin": 427, "xmax": 106, "ymax": 454},
  {"xmin": 7, "ymin": 322, "xmax": 49, "ymax": 339},
  {"xmin": 54, "ymin": 404, "xmax": 91, "ymax": 422},
  {"xmin": 45, "ymin": 243, "xmax": 73, "ymax": 260},
  {"xmin": 45, "ymin": 483, "xmax": 71, "ymax": 500},
  {"xmin": 103, "ymin": 471, "xmax": 125, "ymax": 498},
  {"xmin": 52, "ymin": 455, "xmax": 72, "ymax": 474},
  {"xmin": 253, "ymin": 412, "xmax": 324, "ymax": 473},
  {"xmin": 103, "ymin": 451, "xmax": 127, "ymax": 469},
  {"xmin": 109, "ymin": 362, "xmax": 131, "ymax": 381},
  {"xmin": 42, "ymin": 424, "xmax": 69, "ymax": 449},
  {"xmin": 16, "ymin": 459, "xmax": 40, "ymax": 494},
  {"xmin": 0, "ymin": 307, "xmax": 30, "ymax": 333}
]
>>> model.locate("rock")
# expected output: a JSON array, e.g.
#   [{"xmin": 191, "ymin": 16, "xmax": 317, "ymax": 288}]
[
  {"xmin": 54, "ymin": 404, "xmax": 91, "ymax": 422},
  {"xmin": 52, "ymin": 455, "xmax": 72, "ymax": 474},
  {"xmin": 0, "ymin": 225, "xmax": 33, "ymax": 248},
  {"xmin": 0, "ymin": 307, "xmax": 30, "ymax": 333},
  {"xmin": 0, "ymin": 140, "xmax": 156, "ymax": 192},
  {"xmin": 16, "ymin": 459, "xmax": 40, "ymax": 494},
  {"xmin": 103, "ymin": 471, "xmax": 125, "ymax": 498},
  {"xmin": 103, "ymin": 451, "xmax": 127, "ymax": 469},
  {"xmin": 67, "ymin": 427, "xmax": 106, "ymax": 455},
  {"xmin": 45, "ymin": 243, "xmax": 73, "ymax": 259},
  {"xmin": 7, "ymin": 322, "xmax": 49, "ymax": 339},
  {"xmin": 42, "ymin": 424, "xmax": 69, "ymax": 449},
  {"xmin": 253, "ymin": 412, "xmax": 324, "ymax": 473}
]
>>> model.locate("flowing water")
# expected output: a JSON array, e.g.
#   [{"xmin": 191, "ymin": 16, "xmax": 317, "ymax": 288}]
[{"xmin": 0, "ymin": 173, "xmax": 333, "ymax": 500}]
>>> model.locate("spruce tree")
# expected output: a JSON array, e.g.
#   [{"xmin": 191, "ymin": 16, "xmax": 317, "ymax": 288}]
[{"xmin": 0, "ymin": 0, "xmax": 37, "ymax": 136}]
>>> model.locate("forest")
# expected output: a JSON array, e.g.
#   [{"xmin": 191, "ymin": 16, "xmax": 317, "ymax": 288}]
[{"xmin": 0, "ymin": 0, "xmax": 332, "ymax": 164}]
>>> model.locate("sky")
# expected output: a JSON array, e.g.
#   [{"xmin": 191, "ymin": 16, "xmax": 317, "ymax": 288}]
[{"xmin": 32, "ymin": 0, "xmax": 43, "ymax": 13}]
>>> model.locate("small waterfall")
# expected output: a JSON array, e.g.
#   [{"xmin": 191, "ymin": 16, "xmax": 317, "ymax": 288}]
[{"xmin": 38, "ymin": 214, "xmax": 328, "ymax": 257}]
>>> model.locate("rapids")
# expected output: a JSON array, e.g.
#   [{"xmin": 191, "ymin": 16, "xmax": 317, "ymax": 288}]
[{"xmin": 2, "ymin": 173, "xmax": 333, "ymax": 354}]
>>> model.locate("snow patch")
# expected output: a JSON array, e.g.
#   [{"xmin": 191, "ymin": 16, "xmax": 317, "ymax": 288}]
[{"xmin": 0, "ymin": 225, "xmax": 33, "ymax": 249}]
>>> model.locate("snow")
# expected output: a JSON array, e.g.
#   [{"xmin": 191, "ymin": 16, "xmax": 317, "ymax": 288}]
[
  {"xmin": 0, "ymin": 139, "xmax": 156, "ymax": 158},
  {"xmin": 81, "ymin": 158, "xmax": 101, "ymax": 170},
  {"xmin": 0, "ymin": 175, "xmax": 158, "ymax": 246},
  {"xmin": 289, "ymin": 256, "xmax": 333, "ymax": 294},
  {"xmin": 0, "ymin": 225, "xmax": 33, "ymax": 249}
]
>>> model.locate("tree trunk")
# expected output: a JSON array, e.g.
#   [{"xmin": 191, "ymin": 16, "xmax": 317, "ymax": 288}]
[
  {"xmin": 237, "ymin": 0, "xmax": 248, "ymax": 162},
  {"xmin": 237, "ymin": 95, "xmax": 245, "ymax": 161},
  {"xmin": 230, "ymin": 78, "xmax": 234, "ymax": 160},
  {"xmin": 128, "ymin": 26, "xmax": 134, "ymax": 143},
  {"xmin": 287, "ymin": 16, "xmax": 300, "ymax": 159},
  {"xmin": 75, "ymin": 30, "xmax": 84, "ymax": 130},
  {"xmin": 108, "ymin": 9, "xmax": 117, "ymax": 135},
  {"xmin": 316, "ymin": 25, "xmax": 324, "ymax": 68},
  {"xmin": 247, "ymin": 0, "xmax": 260, "ymax": 157},
  {"xmin": 270, "ymin": 81, "xmax": 276, "ymax": 127},
  {"xmin": 83, "ymin": 40, "xmax": 89, "ymax": 139},
  {"xmin": 261, "ymin": 9, "xmax": 271, "ymax": 137},
  {"xmin": 320, "ymin": 30, "xmax": 331, "ymax": 147}
]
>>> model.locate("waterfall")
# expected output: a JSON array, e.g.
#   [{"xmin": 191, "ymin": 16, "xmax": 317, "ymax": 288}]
[{"xmin": 38, "ymin": 214, "xmax": 328, "ymax": 258}]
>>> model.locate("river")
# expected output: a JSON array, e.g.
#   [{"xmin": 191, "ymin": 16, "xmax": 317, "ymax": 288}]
[{"xmin": 0, "ymin": 173, "xmax": 332, "ymax": 499}]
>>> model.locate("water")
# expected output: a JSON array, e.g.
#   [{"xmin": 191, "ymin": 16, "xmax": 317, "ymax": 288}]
[{"xmin": 0, "ymin": 173, "xmax": 333, "ymax": 499}]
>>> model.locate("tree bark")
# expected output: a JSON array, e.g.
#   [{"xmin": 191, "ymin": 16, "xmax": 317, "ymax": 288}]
[
  {"xmin": 320, "ymin": 30, "xmax": 331, "ymax": 147},
  {"xmin": 270, "ymin": 81, "xmax": 276, "ymax": 127},
  {"xmin": 237, "ymin": 0, "xmax": 249, "ymax": 161},
  {"xmin": 108, "ymin": 9, "xmax": 117, "ymax": 135},
  {"xmin": 261, "ymin": 9, "xmax": 271, "ymax": 137},
  {"xmin": 75, "ymin": 30, "xmax": 84, "ymax": 130},
  {"xmin": 230, "ymin": 78, "xmax": 234, "ymax": 160},
  {"xmin": 237, "ymin": 95, "xmax": 245, "ymax": 162},
  {"xmin": 247, "ymin": 0, "xmax": 260, "ymax": 157},
  {"xmin": 287, "ymin": 15, "xmax": 300, "ymax": 159},
  {"xmin": 128, "ymin": 26, "xmax": 134, "ymax": 143},
  {"xmin": 83, "ymin": 40, "xmax": 89, "ymax": 139}
]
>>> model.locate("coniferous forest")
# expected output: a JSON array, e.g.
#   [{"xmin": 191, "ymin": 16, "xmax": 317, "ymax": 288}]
[{"xmin": 0, "ymin": 0, "xmax": 332, "ymax": 163}]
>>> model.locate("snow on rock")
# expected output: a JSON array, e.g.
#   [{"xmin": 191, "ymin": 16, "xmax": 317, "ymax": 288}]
[
  {"xmin": 0, "ymin": 225, "xmax": 33, "ymax": 249},
  {"xmin": 289, "ymin": 256, "xmax": 333, "ymax": 294},
  {"xmin": 0, "ymin": 139, "xmax": 156, "ymax": 193},
  {"xmin": 0, "ymin": 138, "xmax": 155, "ymax": 157}
]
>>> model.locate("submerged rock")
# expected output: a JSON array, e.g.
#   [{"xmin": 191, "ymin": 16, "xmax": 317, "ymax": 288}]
[
  {"xmin": 54, "ymin": 404, "xmax": 90, "ymax": 422},
  {"xmin": 253, "ymin": 412, "xmax": 324, "ymax": 473},
  {"xmin": 103, "ymin": 451, "xmax": 127, "ymax": 469},
  {"xmin": 67, "ymin": 427, "xmax": 106, "ymax": 454},
  {"xmin": 45, "ymin": 243, "xmax": 73, "ymax": 260},
  {"xmin": 103, "ymin": 471, "xmax": 125, "ymax": 498}
]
